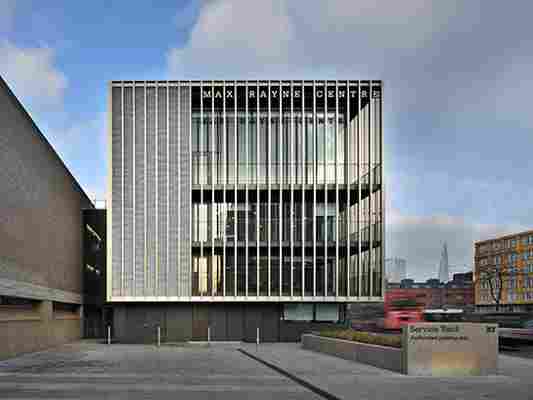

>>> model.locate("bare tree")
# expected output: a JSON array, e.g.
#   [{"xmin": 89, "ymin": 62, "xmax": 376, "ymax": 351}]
[{"xmin": 478, "ymin": 265, "xmax": 508, "ymax": 312}]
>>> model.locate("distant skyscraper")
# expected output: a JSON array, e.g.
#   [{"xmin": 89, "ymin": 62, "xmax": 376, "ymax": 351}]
[
  {"xmin": 438, "ymin": 243, "xmax": 449, "ymax": 283},
  {"xmin": 385, "ymin": 258, "xmax": 407, "ymax": 283}
]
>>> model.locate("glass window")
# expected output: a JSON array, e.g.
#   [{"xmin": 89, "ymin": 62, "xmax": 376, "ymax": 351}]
[
  {"xmin": 283, "ymin": 114, "xmax": 290, "ymax": 184},
  {"xmin": 237, "ymin": 252, "xmax": 245, "ymax": 296},
  {"xmin": 259, "ymin": 115, "xmax": 268, "ymax": 184},
  {"xmin": 225, "ymin": 250, "xmax": 235, "ymax": 296},
  {"xmin": 315, "ymin": 304, "xmax": 339, "ymax": 321},
  {"xmin": 305, "ymin": 115, "xmax": 314, "ymax": 184},
  {"xmin": 283, "ymin": 303, "xmax": 313, "ymax": 321},
  {"xmin": 248, "ymin": 113, "xmax": 257, "ymax": 184},
  {"xmin": 294, "ymin": 113, "xmax": 303, "ymax": 184},
  {"xmin": 237, "ymin": 116, "xmax": 247, "ymax": 184},
  {"xmin": 248, "ymin": 250, "xmax": 257, "ymax": 296},
  {"xmin": 226, "ymin": 117, "xmax": 235, "ymax": 184},
  {"xmin": 316, "ymin": 114, "xmax": 325, "ymax": 184},
  {"xmin": 325, "ymin": 114, "xmax": 336, "ymax": 184},
  {"xmin": 259, "ymin": 251, "xmax": 268, "ymax": 296},
  {"xmin": 270, "ymin": 116, "xmax": 279, "ymax": 184}
]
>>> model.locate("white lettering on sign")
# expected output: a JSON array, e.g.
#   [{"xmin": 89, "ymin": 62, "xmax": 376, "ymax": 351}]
[{"xmin": 199, "ymin": 87, "xmax": 381, "ymax": 100}]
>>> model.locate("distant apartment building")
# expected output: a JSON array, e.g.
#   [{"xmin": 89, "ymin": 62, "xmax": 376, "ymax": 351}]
[
  {"xmin": 385, "ymin": 257, "xmax": 406, "ymax": 283},
  {"xmin": 475, "ymin": 229, "xmax": 533, "ymax": 313}
]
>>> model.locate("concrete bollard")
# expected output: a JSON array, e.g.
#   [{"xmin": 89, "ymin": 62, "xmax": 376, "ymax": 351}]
[
  {"xmin": 107, "ymin": 325, "xmax": 111, "ymax": 345},
  {"xmin": 157, "ymin": 325, "xmax": 161, "ymax": 347}
]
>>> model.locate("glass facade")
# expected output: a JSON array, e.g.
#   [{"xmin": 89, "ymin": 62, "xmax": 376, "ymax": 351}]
[
  {"xmin": 189, "ymin": 81, "xmax": 383, "ymax": 299},
  {"xmin": 110, "ymin": 80, "xmax": 384, "ymax": 301}
]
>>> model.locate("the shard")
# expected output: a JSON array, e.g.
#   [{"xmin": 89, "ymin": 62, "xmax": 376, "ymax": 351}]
[{"xmin": 438, "ymin": 242, "xmax": 449, "ymax": 283}]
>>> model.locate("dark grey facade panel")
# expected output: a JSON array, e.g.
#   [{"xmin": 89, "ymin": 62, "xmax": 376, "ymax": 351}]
[{"xmin": 112, "ymin": 303, "xmax": 345, "ymax": 343}]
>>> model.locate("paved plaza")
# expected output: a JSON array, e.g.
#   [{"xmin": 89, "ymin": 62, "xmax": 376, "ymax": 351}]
[{"xmin": 0, "ymin": 341, "xmax": 532, "ymax": 399}]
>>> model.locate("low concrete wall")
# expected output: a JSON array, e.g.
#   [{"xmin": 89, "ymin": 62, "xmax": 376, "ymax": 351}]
[
  {"xmin": 301, "ymin": 334, "xmax": 402, "ymax": 373},
  {"xmin": 303, "ymin": 324, "xmax": 498, "ymax": 376},
  {"xmin": 0, "ymin": 300, "xmax": 81, "ymax": 360}
]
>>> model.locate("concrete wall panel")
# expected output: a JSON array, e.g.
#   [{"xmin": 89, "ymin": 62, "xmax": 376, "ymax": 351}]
[
  {"xmin": 0, "ymin": 77, "xmax": 90, "ymax": 359},
  {"xmin": 165, "ymin": 304, "xmax": 192, "ymax": 342},
  {"xmin": 0, "ymin": 78, "xmax": 92, "ymax": 295},
  {"xmin": 0, "ymin": 301, "xmax": 81, "ymax": 360},
  {"xmin": 226, "ymin": 304, "xmax": 244, "ymax": 341},
  {"xmin": 109, "ymin": 303, "xmax": 349, "ymax": 343}
]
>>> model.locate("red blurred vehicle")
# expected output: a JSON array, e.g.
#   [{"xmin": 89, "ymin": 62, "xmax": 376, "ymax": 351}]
[{"xmin": 383, "ymin": 293, "xmax": 424, "ymax": 330}]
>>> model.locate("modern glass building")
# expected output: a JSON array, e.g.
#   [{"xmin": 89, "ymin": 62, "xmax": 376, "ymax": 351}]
[{"xmin": 108, "ymin": 80, "xmax": 384, "ymax": 342}]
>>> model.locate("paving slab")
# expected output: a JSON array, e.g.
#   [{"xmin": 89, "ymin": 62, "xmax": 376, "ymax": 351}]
[
  {"xmin": 241, "ymin": 343, "xmax": 533, "ymax": 400},
  {"xmin": 0, "ymin": 341, "xmax": 321, "ymax": 400},
  {"xmin": 3, "ymin": 341, "xmax": 533, "ymax": 400}
]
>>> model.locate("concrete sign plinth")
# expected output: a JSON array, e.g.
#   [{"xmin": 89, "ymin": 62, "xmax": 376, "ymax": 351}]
[{"xmin": 402, "ymin": 323, "xmax": 498, "ymax": 376}]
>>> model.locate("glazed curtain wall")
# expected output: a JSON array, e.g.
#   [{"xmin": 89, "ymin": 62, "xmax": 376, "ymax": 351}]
[
  {"xmin": 191, "ymin": 112, "xmax": 346, "ymax": 185},
  {"xmin": 189, "ymin": 81, "xmax": 383, "ymax": 300},
  {"xmin": 110, "ymin": 81, "xmax": 383, "ymax": 301}
]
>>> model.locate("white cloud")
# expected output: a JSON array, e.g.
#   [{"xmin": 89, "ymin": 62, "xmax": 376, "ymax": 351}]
[
  {"xmin": 168, "ymin": 0, "xmax": 463, "ymax": 79},
  {"xmin": 168, "ymin": 0, "xmax": 533, "ymax": 124},
  {"xmin": 288, "ymin": 0, "xmax": 461, "ymax": 51},
  {"xmin": 167, "ymin": 0, "xmax": 533, "ymax": 280},
  {"xmin": 0, "ymin": 40, "xmax": 67, "ymax": 107},
  {"xmin": 168, "ymin": 0, "xmax": 293, "ymax": 78}
]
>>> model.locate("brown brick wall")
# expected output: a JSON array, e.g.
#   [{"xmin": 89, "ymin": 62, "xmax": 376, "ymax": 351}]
[{"xmin": 0, "ymin": 78, "xmax": 93, "ymax": 294}]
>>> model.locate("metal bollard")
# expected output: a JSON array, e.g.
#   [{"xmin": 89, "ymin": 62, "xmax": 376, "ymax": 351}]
[
  {"xmin": 207, "ymin": 326, "xmax": 211, "ymax": 345},
  {"xmin": 107, "ymin": 325, "xmax": 111, "ymax": 345},
  {"xmin": 256, "ymin": 327, "xmax": 260, "ymax": 351},
  {"xmin": 157, "ymin": 325, "xmax": 161, "ymax": 347}
]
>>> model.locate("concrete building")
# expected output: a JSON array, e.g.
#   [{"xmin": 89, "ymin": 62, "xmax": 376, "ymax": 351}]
[
  {"xmin": 475, "ymin": 229, "xmax": 533, "ymax": 313},
  {"xmin": 0, "ymin": 76, "xmax": 94, "ymax": 359},
  {"xmin": 108, "ymin": 80, "xmax": 385, "ymax": 342},
  {"xmin": 385, "ymin": 257, "xmax": 406, "ymax": 283}
]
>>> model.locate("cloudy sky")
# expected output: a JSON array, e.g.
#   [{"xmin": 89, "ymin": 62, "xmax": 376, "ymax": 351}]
[{"xmin": 1, "ymin": 0, "xmax": 532, "ymax": 280}]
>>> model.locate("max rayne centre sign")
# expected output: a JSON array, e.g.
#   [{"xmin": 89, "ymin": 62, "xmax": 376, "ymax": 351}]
[
  {"xmin": 198, "ymin": 87, "xmax": 382, "ymax": 101},
  {"xmin": 402, "ymin": 323, "xmax": 498, "ymax": 376}
]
